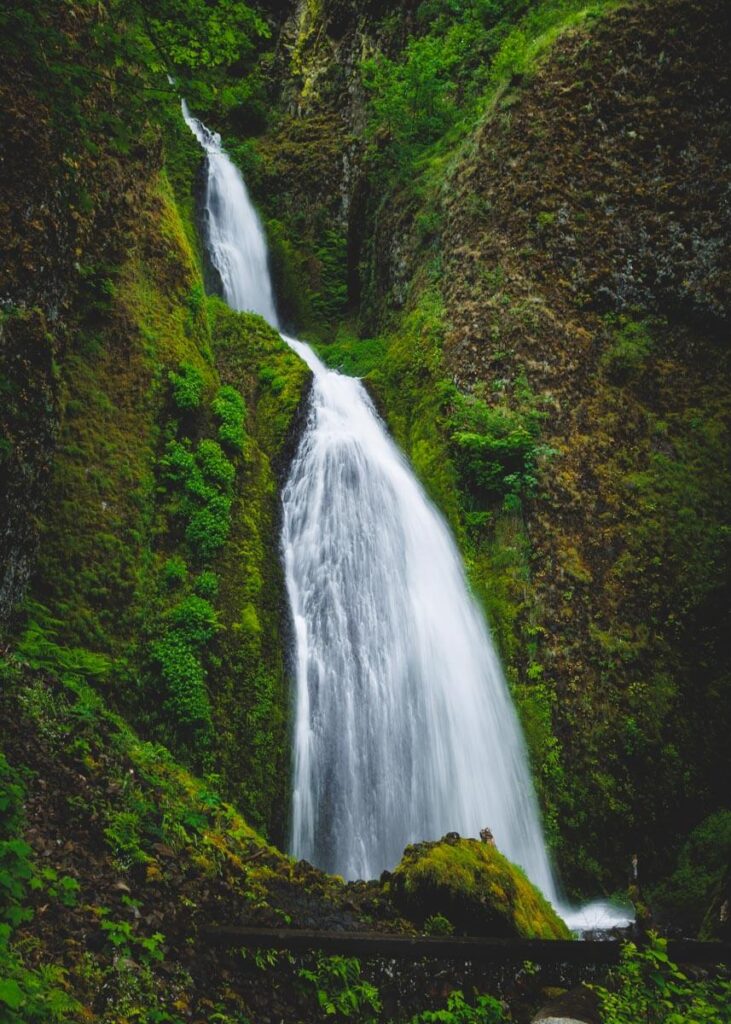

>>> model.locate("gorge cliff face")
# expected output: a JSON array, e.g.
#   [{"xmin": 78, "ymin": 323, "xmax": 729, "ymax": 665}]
[
  {"xmin": 438, "ymin": 0, "xmax": 731, "ymax": 888},
  {"xmin": 1, "ymin": 0, "xmax": 729, "ymax": 908},
  {"xmin": 242, "ymin": 0, "xmax": 731, "ymax": 891}
]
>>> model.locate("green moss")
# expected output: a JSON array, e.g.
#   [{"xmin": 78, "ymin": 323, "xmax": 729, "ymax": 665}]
[
  {"xmin": 366, "ymin": 289, "xmax": 463, "ymax": 537},
  {"xmin": 198, "ymin": 302, "xmax": 310, "ymax": 835},
  {"xmin": 388, "ymin": 836, "xmax": 570, "ymax": 939},
  {"xmin": 315, "ymin": 328, "xmax": 387, "ymax": 378},
  {"xmin": 30, "ymin": 170, "xmax": 214, "ymax": 658}
]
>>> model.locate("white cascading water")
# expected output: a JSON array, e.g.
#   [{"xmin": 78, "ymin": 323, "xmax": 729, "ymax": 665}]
[{"xmin": 182, "ymin": 103, "xmax": 631, "ymax": 932}]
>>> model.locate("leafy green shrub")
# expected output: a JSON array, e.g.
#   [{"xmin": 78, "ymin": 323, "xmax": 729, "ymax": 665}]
[
  {"xmin": 162, "ymin": 555, "xmax": 188, "ymax": 590},
  {"xmin": 316, "ymin": 334, "xmax": 387, "ymax": 378},
  {"xmin": 194, "ymin": 571, "xmax": 219, "ymax": 600},
  {"xmin": 0, "ymin": 757, "xmax": 32, "ymax": 931},
  {"xmin": 424, "ymin": 913, "xmax": 454, "ymax": 936},
  {"xmin": 591, "ymin": 935, "xmax": 731, "ymax": 1023},
  {"xmin": 160, "ymin": 439, "xmax": 235, "ymax": 562},
  {"xmin": 447, "ymin": 381, "xmax": 549, "ymax": 507},
  {"xmin": 103, "ymin": 811, "xmax": 147, "ymax": 867},
  {"xmin": 150, "ymin": 632, "xmax": 212, "ymax": 732},
  {"xmin": 185, "ymin": 493, "xmax": 233, "ymax": 561},
  {"xmin": 16, "ymin": 608, "xmax": 111, "ymax": 684},
  {"xmin": 212, "ymin": 385, "xmax": 246, "ymax": 453},
  {"xmin": 167, "ymin": 595, "xmax": 219, "ymax": 646},
  {"xmin": 168, "ymin": 362, "xmax": 204, "ymax": 411},
  {"xmin": 311, "ymin": 229, "xmax": 348, "ymax": 324},
  {"xmin": 0, "ymin": 755, "xmax": 81, "ymax": 1023},
  {"xmin": 196, "ymin": 439, "xmax": 235, "ymax": 488},
  {"xmin": 408, "ymin": 990, "xmax": 505, "ymax": 1024},
  {"xmin": 298, "ymin": 955, "xmax": 381, "ymax": 1020},
  {"xmin": 99, "ymin": 910, "xmax": 165, "ymax": 964},
  {"xmin": 0, "ymin": 756, "xmax": 24, "ymax": 841},
  {"xmin": 601, "ymin": 316, "xmax": 655, "ymax": 381},
  {"xmin": 160, "ymin": 438, "xmax": 193, "ymax": 482},
  {"xmin": 362, "ymin": 34, "xmax": 460, "ymax": 164}
]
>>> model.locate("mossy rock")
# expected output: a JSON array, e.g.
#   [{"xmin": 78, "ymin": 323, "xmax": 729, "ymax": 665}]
[{"xmin": 386, "ymin": 834, "xmax": 571, "ymax": 939}]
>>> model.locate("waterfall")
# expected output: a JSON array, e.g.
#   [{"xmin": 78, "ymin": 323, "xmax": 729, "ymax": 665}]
[
  {"xmin": 282, "ymin": 344, "xmax": 557, "ymax": 900},
  {"xmin": 182, "ymin": 103, "xmax": 632, "ymax": 932},
  {"xmin": 182, "ymin": 101, "xmax": 279, "ymax": 327}
]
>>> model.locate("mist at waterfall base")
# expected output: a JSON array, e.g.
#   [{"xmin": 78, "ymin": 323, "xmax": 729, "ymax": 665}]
[{"xmin": 182, "ymin": 103, "xmax": 632, "ymax": 934}]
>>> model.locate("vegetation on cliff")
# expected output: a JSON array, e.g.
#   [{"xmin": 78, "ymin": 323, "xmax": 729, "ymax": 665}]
[
  {"xmin": 262, "ymin": 0, "xmax": 730, "ymax": 904},
  {"xmin": 1, "ymin": 0, "xmax": 730, "ymax": 1019}
]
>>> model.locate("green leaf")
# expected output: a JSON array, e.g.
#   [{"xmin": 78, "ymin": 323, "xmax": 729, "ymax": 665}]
[{"xmin": 0, "ymin": 979, "xmax": 23, "ymax": 1010}]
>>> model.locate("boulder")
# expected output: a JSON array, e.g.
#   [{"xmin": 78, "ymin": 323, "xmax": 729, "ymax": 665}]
[{"xmin": 386, "ymin": 834, "xmax": 571, "ymax": 939}]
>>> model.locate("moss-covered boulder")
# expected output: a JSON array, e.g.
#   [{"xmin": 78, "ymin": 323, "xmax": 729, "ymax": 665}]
[{"xmin": 386, "ymin": 835, "xmax": 571, "ymax": 939}]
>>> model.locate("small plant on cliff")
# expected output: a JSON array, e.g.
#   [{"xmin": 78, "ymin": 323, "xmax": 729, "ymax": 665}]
[
  {"xmin": 212, "ymin": 385, "xmax": 246, "ymax": 454},
  {"xmin": 169, "ymin": 362, "xmax": 205, "ymax": 412},
  {"xmin": 447, "ymin": 376, "xmax": 550, "ymax": 509}
]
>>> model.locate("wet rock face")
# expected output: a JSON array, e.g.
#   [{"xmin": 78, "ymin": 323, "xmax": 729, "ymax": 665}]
[
  {"xmin": 444, "ymin": 0, "xmax": 731, "ymax": 387},
  {"xmin": 387, "ymin": 835, "xmax": 571, "ymax": 939},
  {"xmin": 0, "ymin": 311, "xmax": 60, "ymax": 623}
]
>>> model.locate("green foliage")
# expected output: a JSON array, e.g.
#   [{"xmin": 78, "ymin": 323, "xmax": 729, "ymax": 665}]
[
  {"xmin": 162, "ymin": 555, "xmax": 188, "ymax": 590},
  {"xmin": 167, "ymin": 595, "xmax": 219, "ymax": 646},
  {"xmin": 212, "ymin": 385, "xmax": 246, "ymax": 454},
  {"xmin": 161, "ymin": 435, "xmax": 236, "ymax": 563},
  {"xmin": 194, "ymin": 570, "xmax": 219, "ymax": 600},
  {"xmin": 0, "ymin": 0, "xmax": 271, "ymax": 152},
  {"xmin": 100, "ymin": 910, "xmax": 165, "ymax": 964},
  {"xmin": 0, "ymin": 755, "xmax": 82, "ymax": 1024},
  {"xmin": 362, "ymin": 0, "xmax": 615, "ymax": 176},
  {"xmin": 0, "ymin": 758, "xmax": 33, "ymax": 931},
  {"xmin": 601, "ymin": 315, "xmax": 656, "ymax": 381},
  {"xmin": 423, "ymin": 913, "xmax": 454, "ymax": 936},
  {"xmin": 311, "ymin": 229, "xmax": 349, "ymax": 324},
  {"xmin": 185, "ymin": 493, "xmax": 233, "ymax": 561},
  {"xmin": 363, "ymin": 33, "xmax": 461, "ymax": 163},
  {"xmin": 649, "ymin": 811, "xmax": 731, "ymax": 936},
  {"xmin": 408, "ymin": 990, "xmax": 505, "ymax": 1024},
  {"xmin": 591, "ymin": 935, "xmax": 731, "ymax": 1024},
  {"xmin": 366, "ymin": 289, "xmax": 463, "ymax": 534},
  {"xmin": 16, "ymin": 605, "xmax": 111, "ymax": 683},
  {"xmin": 447, "ymin": 376, "xmax": 549, "ymax": 508},
  {"xmin": 161, "ymin": 438, "xmax": 196, "ymax": 486},
  {"xmin": 152, "ymin": 385, "xmax": 232, "ymax": 739},
  {"xmin": 298, "ymin": 955, "xmax": 381, "ymax": 1021},
  {"xmin": 169, "ymin": 362, "xmax": 205, "ymax": 412},
  {"xmin": 196, "ymin": 439, "xmax": 236, "ymax": 489},
  {"xmin": 151, "ymin": 628, "xmax": 212, "ymax": 734},
  {"xmin": 143, "ymin": 0, "xmax": 269, "ymax": 72},
  {"xmin": 103, "ymin": 810, "xmax": 149, "ymax": 867},
  {"xmin": 316, "ymin": 332, "xmax": 387, "ymax": 378}
]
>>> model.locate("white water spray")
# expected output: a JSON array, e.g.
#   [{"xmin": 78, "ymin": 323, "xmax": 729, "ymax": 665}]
[{"xmin": 182, "ymin": 103, "xmax": 632, "ymax": 932}]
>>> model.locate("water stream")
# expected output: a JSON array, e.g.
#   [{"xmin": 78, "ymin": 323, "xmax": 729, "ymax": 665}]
[{"xmin": 182, "ymin": 102, "xmax": 631, "ymax": 932}]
